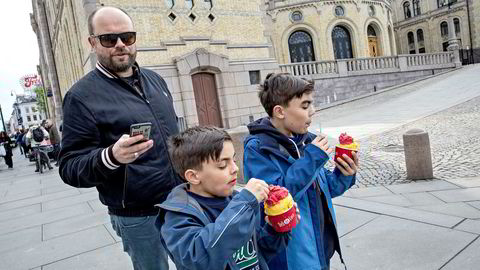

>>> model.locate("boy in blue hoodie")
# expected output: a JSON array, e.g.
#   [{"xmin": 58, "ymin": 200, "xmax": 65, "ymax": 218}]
[
  {"xmin": 243, "ymin": 73, "xmax": 359, "ymax": 270},
  {"xmin": 157, "ymin": 126, "xmax": 294, "ymax": 270}
]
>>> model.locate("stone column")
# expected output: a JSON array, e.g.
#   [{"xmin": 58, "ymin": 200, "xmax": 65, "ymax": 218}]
[
  {"xmin": 447, "ymin": 15, "xmax": 462, "ymax": 67},
  {"xmin": 403, "ymin": 129, "xmax": 434, "ymax": 180}
]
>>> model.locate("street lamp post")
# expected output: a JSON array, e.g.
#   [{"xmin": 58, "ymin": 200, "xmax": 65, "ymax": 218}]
[
  {"xmin": 444, "ymin": 0, "xmax": 462, "ymax": 67},
  {"xmin": 0, "ymin": 105, "xmax": 7, "ymax": 132}
]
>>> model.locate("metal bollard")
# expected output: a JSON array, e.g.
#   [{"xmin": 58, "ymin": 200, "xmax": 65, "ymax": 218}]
[
  {"xmin": 227, "ymin": 125, "xmax": 249, "ymax": 184},
  {"xmin": 403, "ymin": 128, "xmax": 434, "ymax": 180}
]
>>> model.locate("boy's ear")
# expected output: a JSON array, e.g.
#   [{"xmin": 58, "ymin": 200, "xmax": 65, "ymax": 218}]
[
  {"xmin": 272, "ymin": 105, "xmax": 286, "ymax": 119},
  {"xmin": 184, "ymin": 169, "xmax": 201, "ymax": 185}
]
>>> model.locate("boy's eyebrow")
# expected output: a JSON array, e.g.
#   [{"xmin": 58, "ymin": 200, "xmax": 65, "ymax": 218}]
[{"xmin": 219, "ymin": 153, "xmax": 236, "ymax": 162}]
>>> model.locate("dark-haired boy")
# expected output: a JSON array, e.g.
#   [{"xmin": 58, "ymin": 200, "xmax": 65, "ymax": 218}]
[
  {"xmin": 156, "ymin": 126, "xmax": 294, "ymax": 270},
  {"xmin": 244, "ymin": 73, "xmax": 359, "ymax": 270}
]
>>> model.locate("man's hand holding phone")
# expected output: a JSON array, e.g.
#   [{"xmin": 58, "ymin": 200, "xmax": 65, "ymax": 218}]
[{"xmin": 112, "ymin": 123, "xmax": 154, "ymax": 164}]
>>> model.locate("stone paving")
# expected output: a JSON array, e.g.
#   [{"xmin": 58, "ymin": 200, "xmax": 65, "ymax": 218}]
[
  {"xmin": 312, "ymin": 65, "xmax": 480, "ymax": 187},
  {"xmin": 355, "ymin": 95, "xmax": 480, "ymax": 187}
]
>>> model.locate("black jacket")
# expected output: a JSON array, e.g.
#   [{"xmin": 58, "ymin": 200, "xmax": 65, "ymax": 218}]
[{"xmin": 59, "ymin": 62, "xmax": 182, "ymax": 215}]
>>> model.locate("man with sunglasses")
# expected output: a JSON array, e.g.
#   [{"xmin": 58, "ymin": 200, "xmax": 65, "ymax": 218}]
[{"xmin": 59, "ymin": 6, "xmax": 181, "ymax": 270}]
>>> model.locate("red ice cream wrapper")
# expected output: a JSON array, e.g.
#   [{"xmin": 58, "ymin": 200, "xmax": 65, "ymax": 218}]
[
  {"xmin": 268, "ymin": 206, "xmax": 297, "ymax": 232},
  {"xmin": 335, "ymin": 146, "xmax": 355, "ymax": 162}
]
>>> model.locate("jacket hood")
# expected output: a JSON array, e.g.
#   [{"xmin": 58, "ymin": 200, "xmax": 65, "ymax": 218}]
[{"xmin": 247, "ymin": 117, "xmax": 312, "ymax": 159}]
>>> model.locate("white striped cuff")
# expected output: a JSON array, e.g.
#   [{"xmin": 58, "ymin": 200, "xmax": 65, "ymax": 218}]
[{"xmin": 101, "ymin": 148, "xmax": 120, "ymax": 170}]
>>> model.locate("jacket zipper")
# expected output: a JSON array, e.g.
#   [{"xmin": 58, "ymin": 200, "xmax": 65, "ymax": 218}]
[{"xmin": 119, "ymin": 73, "xmax": 175, "ymax": 208}]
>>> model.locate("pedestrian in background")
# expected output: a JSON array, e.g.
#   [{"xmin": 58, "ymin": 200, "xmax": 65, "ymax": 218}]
[
  {"xmin": 0, "ymin": 131, "xmax": 13, "ymax": 169},
  {"xmin": 16, "ymin": 129, "xmax": 25, "ymax": 156},
  {"xmin": 44, "ymin": 119, "xmax": 60, "ymax": 166},
  {"xmin": 59, "ymin": 6, "xmax": 181, "ymax": 270}
]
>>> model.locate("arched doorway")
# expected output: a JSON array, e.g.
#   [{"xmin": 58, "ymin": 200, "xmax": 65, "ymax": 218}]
[
  {"xmin": 288, "ymin": 30, "xmax": 316, "ymax": 63},
  {"xmin": 332, "ymin": 25, "xmax": 353, "ymax": 59},
  {"xmin": 367, "ymin": 25, "xmax": 379, "ymax": 57},
  {"xmin": 191, "ymin": 73, "xmax": 223, "ymax": 127}
]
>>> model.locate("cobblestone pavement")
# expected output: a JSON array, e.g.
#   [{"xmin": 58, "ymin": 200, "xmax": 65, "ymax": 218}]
[{"xmin": 354, "ymin": 95, "xmax": 480, "ymax": 187}]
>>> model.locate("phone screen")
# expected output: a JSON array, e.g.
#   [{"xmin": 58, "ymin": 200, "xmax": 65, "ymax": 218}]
[{"xmin": 130, "ymin": 123, "xmax": 152, "ymax": 142}]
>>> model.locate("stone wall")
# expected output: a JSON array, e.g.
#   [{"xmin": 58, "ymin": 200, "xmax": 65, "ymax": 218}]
[{"xmin": 311, "ymin": 68, "xmax": 451, "ymax": 108}]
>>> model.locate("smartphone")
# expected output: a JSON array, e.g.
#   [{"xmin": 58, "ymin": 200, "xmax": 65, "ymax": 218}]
[{"xmin": 130, "ymin": 122, "xmax": 152, "ymax": 143}]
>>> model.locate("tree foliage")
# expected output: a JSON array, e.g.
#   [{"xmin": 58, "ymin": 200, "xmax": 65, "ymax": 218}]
[{"xmin": 34, "ymin": 87, "xmax": 47, "ymax": 114}]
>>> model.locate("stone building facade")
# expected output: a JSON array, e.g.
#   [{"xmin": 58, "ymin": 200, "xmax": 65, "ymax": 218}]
[
  {"xmin": 32, "ymin": 0, "xmax": 466, "ymax": 129},
  {"xmin": 266, "ymin": 0, "xmax": 396, "ymax": 62},
  {"xmin": 392, "ymin": 0, "xmax": 477, "ymax": 63}
]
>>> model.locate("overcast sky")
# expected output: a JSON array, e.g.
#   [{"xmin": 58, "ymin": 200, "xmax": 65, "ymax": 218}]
[{"xmin": 0, "ymin": 1, "xmax": 39, "ymax": 131}]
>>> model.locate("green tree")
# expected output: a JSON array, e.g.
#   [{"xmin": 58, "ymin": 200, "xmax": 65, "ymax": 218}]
[{"xmin": 34, "ymin": 87, "xmax": 47, "ymax": 114}]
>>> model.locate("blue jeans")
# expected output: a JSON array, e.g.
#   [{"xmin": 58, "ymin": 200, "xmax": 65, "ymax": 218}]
[{"xmin": 110, "ymin": 214, "xmax": 169, "ymax": 270}]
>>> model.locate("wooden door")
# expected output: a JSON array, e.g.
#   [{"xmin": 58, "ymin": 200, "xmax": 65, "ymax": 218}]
[
  {"xmin": 192, "ymin": 73, "xmax": 223, "ymax": 127},
  {"xmin": 368, "ymin": 37, "xmax": 378, "ymax": 57}
]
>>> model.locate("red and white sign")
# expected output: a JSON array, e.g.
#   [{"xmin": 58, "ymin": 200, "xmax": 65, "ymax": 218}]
[{"xmin": 19, "ymin": 74, "xmax": 42, "ymax": 91}]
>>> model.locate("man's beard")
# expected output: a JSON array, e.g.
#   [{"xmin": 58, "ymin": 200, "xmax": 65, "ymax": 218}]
[{"xmin": 98, "ymin": 50, "xmax": 137, "ymax": 73}]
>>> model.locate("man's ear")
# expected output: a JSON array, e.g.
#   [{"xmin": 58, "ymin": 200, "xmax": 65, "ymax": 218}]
[
  {"xmin": 272, "ymin": 105, "xmax": 285, "ymax": 119},
  {"xmin": 88, "ymin": 36, "xmax": 96, "ymax": 50},
  {"xmin": 184, "ymin": 169, "xmax": 201, "ymax": 185}
]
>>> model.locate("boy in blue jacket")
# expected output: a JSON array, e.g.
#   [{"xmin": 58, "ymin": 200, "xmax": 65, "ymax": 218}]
[
  {"xmin": 244, "ymin": 73, "xmax": 359, "ymax": 270},
  {"xmin": 157, "ymin": 126, "xmax": 294, "ymax": 270}
]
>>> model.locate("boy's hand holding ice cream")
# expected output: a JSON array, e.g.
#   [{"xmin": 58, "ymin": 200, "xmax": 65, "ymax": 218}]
[
  {"xmin": 264, "ymin": 186, "xmax": 300, "ymax": 232},
  {"xmin": 334, "ymin": 132, "xmax": 359, "ymax": 176}
]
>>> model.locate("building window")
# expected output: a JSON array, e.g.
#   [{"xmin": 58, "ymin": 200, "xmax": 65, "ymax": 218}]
[
  {"xmin": 417, "ymin": 29, "xmax": 425, "ymax": 53},
  {"xmin": 32, "ymin": 106, "xmax": 37, "ymax": 112},
  {"xmin": 291, "ymin": 11, "xmax": 303, "ymax": 22},
  {"xmin": 168, "ymin": 12, "xmax": 177, "ymax": 22},
  {"xmin": 25, "ymin": 107, "xmax": 30, "ymax": 113},
  {"xmin": 33, "ymin": 115, "xmax": 37, "ymax": 121},
  {"xmin": 27, "ymin": 116, "xmax": 31, "ymax": 122},
  {"xmin": 408, "ymin": 31, "xmax": 416, "ymax": 54},
  {"xmin": 368, "ymin": 5, "xmax": 375, "ymax": 16},
  {"xmin": 185, "ymin": 0, "xmax": 194, "ymax": 9},
  {"xmin": 288, "ymin": 31, "xmax": 316, "ymax": 63},
  {"xmin": 413, "ymin": 0, "xmax": 421, "ymax": 16},
  {"xmin": 403, "ymin": 2, "xmax": 412, "ymax": 19},
  {"xmin": 39, "ymin": 114, "xmax": 42, "ymax": 120},
  {"xmin": 165, "ymin": 0, "xmax": 174, "ymax": 8},
  {"xmin": 335, "ymin": 6, "xmax": 345, "ymax": 16},
  {"xmin": 454, "ymin": 18, "xmax": 460, "ymax": 35},
  {"xmin": 204, "ymin": 0, "xmax": 213, "ymax": 9},
  {"xmin": 438, "ymin": 0, "xmax": 458, "ymax": 8},
  {"xmin": 249, "ymin": 71, "xmax": 260, "ymax": 85},
  {"xmin": 440, "ymin": 21, "xmax": 448, "ymax": 38},
  {"xmin": 332, "ymin": 26, "xmax": 354, "ymax": 59}
]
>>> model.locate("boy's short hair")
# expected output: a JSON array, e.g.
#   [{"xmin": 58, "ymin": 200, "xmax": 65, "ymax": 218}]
[
  {"xmin": 168, "ymin": 126, "xmax": 232, "ymax": 179},
  {"xmin": 258, "ymin": 73, "xmax": 314, "ymax": 117}
]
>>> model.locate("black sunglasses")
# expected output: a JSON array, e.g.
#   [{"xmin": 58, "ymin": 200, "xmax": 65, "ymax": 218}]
[{"xmin": 92, "ymin": 32, "xmax": 137, "ymax": 48}]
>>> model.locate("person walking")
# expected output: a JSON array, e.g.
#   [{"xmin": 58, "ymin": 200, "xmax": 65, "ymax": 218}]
[
  {"xmin": 0, "ymin": 131, "xmax": 13, "ymax": 169},
  {"xmin": 58, "ymin": 6, "xmax": 181, "ymax": 270},
  {"xmin": 44, "ymin": 119, "xmax": 60, "ymax": 166}
]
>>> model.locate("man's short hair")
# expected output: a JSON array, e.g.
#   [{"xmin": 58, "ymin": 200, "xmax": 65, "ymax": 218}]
[
  {"xmin": 258, "ymin": 73, "xmax": 314, "ymax": 117},
  {"xmin": 87, "ymin": 6, "xmax": 133, "ymax": 35},
  {"xmin": 168, "ymin": 126, "xmax": 232, "ymax": 179}
]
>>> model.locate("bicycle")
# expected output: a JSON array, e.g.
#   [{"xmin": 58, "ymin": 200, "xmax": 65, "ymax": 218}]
[{"xmin": 32, "ymin": 145, "xmax": 54, "ymax": 173}]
